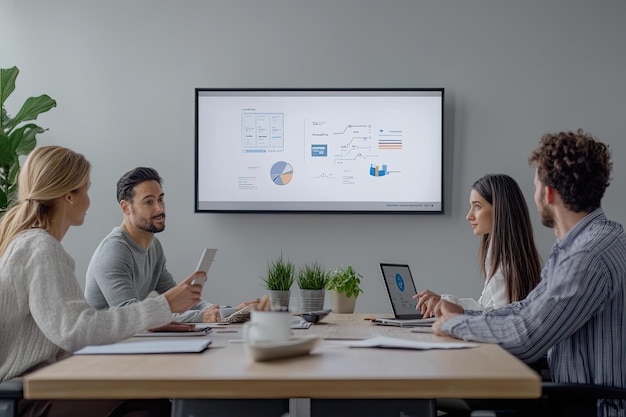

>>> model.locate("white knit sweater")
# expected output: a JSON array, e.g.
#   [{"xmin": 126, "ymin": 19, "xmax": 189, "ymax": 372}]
[{"xmin": 0, "ymin": 229, "xmax": 173, "ymax": 381}]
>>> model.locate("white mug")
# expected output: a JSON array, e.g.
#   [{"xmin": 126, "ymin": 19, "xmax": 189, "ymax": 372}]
[{"xmin": 243, "ymin": 311, "xmax": 292, "ymax": 343}]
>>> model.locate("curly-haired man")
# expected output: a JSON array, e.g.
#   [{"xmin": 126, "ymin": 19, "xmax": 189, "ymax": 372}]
[{"xmin": 434, "ymin": 130, "xmax": 625, "ymax": 417}]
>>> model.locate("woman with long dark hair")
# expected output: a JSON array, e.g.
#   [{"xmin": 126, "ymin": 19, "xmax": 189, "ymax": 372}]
[{"xmin": 415, "ymin": 174, "xmax": 542, "ymax": 317}]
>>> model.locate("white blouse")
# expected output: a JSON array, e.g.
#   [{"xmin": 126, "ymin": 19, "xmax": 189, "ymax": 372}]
[{"xmin": 441, "ymin": 252, "xmax": 508, "ymax": 311}]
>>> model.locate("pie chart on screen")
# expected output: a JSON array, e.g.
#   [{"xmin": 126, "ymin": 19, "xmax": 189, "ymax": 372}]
[{"xmin": 271, "ymin": 161, "xmax": 293, "ymax": 185}]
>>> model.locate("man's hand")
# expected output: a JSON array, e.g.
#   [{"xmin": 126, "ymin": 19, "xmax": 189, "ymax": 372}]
[
  {"xmin": 413, "ymin": 289, "xmax": 441, "ymax": 318},
  {"xmin": 163, "ymin": 272, "xmax": 204, "ymax": 313},
  {"xmin": 202, "ymin": 304, "xmax": 221, "ymax": 322},
  {"xmin": 432, "ymin": 300, "xmax": 463, "ymax": 336}
]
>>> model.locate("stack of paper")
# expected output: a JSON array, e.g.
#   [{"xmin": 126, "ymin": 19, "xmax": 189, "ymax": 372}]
[{"xmin": 347, "ymin": 336, "xmax": 477, "ymax": 350}]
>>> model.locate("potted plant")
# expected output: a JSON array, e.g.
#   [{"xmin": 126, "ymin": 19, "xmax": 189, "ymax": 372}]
[
  {"xmin": 327, "ymin": 265, "xmax": 364, "ymax": 313},
  {"xmin": 296, "ymin": 261, "xmax": 330, "ymax": 312},
  {"xmin": 260, "ymin": 253, "xmax": 295, "ymax": 310},
  {"xmin": 1, "ymin": 66, "xmax": 57, "ymax": 215}
]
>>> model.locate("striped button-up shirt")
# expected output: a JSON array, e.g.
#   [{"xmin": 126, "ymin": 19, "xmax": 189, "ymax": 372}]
[{"xmin": 442, "ymin": 209, "xmax": 626, "ymax": 417}]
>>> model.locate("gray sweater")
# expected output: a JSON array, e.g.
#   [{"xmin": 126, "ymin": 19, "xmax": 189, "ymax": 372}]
[
  {"xmin": 85, "ymin": 227, "xmax": 233, "ymax": 322},
  {"xmin": 0, "ymin": 229, "xmax": 172, "ymax": 382}
]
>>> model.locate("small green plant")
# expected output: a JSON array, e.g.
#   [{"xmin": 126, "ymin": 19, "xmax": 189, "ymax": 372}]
[
  {"xmin": 1, "ymin": 66, "xmax": 57, "ymax": 214},
  {"xmin": 261, "ymin": 254, "xmax": 295, "ymax": 291},
  {"xmin": 297, "ymin": 261, "xmax": 330, "ymax": 290},
  {"xmin": 327, "ymin": 265, "xmax": 364, "ymax": 299}
]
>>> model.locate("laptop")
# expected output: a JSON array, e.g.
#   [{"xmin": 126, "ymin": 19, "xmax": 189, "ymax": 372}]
[{"xmin": 374, "ymin": 263, "xmax": 435, "ymax": 327}]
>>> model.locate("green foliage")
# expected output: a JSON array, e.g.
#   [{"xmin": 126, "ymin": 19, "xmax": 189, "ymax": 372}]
[
  {"xmin": 297, "ymin": 261, "xmax": 330, "ymax": 290},
  {"xmin": 0, "ymin": 66, "xmax": 56, "ymax": 215},
  {"xmin": 327, "ymin": 265, "xmax": 364, "ymax": 299},
  {"xmin": 261, "ymin": 254, "xmax": 295, "ymax": 291}
]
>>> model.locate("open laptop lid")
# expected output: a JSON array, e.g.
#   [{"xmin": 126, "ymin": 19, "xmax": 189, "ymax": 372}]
[{"xmin": 379, "ymin": 263, "xmax": 422, "ymax": 320}]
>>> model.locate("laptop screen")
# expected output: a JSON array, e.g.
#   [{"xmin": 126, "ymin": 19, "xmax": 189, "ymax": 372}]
[{"xmin": 380, "ymin": 263, "xmax": 422, "ymax": 319}]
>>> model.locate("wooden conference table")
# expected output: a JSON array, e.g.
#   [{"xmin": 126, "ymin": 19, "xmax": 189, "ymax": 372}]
[{"xmin": 23, "ymin": 314, "xmax": 541, "ymax": 417}]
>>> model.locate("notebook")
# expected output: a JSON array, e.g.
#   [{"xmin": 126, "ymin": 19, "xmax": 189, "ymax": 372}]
[
  {"xmin": 374, "ymin": 263, "xmax": 435, "ymax": 327},
  {"xmin": 134, "ymin": 324, "xmax": 213, "ymax": 337},
  {"xmin": 75, "ymin": 339, "xmax": 212, "ymax": 354}
]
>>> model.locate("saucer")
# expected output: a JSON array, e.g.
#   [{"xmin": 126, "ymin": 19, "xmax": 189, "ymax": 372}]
[{"xmin": 246, "ymin": 335, "xmax": 322, "ymax": 362}]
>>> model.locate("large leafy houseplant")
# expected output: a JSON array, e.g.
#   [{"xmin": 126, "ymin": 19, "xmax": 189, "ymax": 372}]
[{"xmin": 0, "ymin": 66, "xmax": 56, "ymax": 214}]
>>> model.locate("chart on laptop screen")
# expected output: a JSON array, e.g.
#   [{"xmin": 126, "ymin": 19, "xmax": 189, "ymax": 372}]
[{"xmin": 381, "ymin": 264, "xmax": 418, "ymax": 315}]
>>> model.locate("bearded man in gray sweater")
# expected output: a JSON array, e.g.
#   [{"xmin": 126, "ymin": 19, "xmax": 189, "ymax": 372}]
[{"xmin": 85, "ymin": 167, "xmax": 257, "ymax": 322}]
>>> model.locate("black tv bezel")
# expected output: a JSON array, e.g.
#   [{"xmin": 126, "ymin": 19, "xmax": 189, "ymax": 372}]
[{"xmin": 194, "ymin": 87, "xmax": 444, "ymax": 214}]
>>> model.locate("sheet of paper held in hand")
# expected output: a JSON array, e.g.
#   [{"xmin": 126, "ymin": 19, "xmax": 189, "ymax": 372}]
[{"xmin": 346, "ymin": 336, "xmax": 478, "ymax": 350}]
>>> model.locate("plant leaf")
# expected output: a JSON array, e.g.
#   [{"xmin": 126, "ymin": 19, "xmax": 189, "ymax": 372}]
[
  {"xmin": 0, "ymin": 138, "xmax": 13, "ymax": 166},
  {"xmin": 262, "ymin": 255, "xmax": 295, "ymax": 290},
  {"xmin": 6, "ymin": 95, "xmax": 56, "ymax": 132},
  {"xmin": 327, "ymin": 265, "xmax": 363, "ymax": 297},
  {"xmin": 0, "ymin": 189, "xmax": 7, "ymax": 211},
  {"xmin": 10, "ymin": 123, "xmax": 44, "ymax": 155},
  {"xmin": 7, "ymin": 161, "xmax": 20, "ymax": 185},
  {"xmin": 2, "ymin": 106, "xmax": 10, "ymax": 133},
  {"xmin": 0, "ymin": 67, "xmax": 18, "ymax": 109}
]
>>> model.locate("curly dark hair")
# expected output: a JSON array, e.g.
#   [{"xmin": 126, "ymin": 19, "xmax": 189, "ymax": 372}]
[{"xmin": 528, "ymin": 129, "xmax": 612, "ymax": 213}]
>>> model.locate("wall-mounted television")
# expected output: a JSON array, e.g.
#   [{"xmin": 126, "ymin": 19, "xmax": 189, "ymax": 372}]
[{"xmin": 195, "ymin": 88, "xmax": 444, "ymax": 213}]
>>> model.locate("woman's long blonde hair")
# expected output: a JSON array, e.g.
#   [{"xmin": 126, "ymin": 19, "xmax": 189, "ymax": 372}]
[{"xmin": 0, "ymin": 146, "xmax": 91, "ymax": 257}]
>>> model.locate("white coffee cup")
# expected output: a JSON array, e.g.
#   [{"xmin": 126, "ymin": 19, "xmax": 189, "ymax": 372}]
[{"xmin": 243, "ymin": 311, "xmax": 292, "ymax": 343}]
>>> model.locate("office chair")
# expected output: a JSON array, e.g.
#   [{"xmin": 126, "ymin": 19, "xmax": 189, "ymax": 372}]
[
  {"xmin": 0, "ymin": 379, "xmax": 23, "ymax": 417},
  {"xmin": 470, "ymin": 382, "xmax": 626, "ymax": 417},
  {"xmin": 540, "ymin": 382, "xmax": 626, "ymax": 417}
]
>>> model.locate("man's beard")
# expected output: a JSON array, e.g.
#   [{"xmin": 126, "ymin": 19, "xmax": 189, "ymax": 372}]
[
  {"xmin": 139, "ymin": 215, "xmax": 166, "ymax": 233},
  {"xmin": 539, "ymin": 201, "xmax": 555, "ymax": 228}
]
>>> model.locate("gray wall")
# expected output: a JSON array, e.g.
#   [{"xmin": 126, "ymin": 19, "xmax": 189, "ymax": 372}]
[{"xmin": 2, "ymin": 0, "xmax": 625, "ymax": 314}]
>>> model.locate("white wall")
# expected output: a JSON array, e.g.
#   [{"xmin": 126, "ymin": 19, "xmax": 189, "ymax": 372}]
[{"xmin": 2, "ymin": 0, "xmax": 625, "ymax": 314}]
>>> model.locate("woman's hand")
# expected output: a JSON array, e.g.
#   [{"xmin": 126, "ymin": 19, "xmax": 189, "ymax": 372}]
[{"xmin": 413, "ymin": 289, "xmax": 441, "ymax": 318}]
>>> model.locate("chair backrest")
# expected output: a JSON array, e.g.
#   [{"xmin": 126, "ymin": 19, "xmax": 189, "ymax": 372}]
[
  {"xmin": 0, "ymin": 380, "xmax": 23, "ymax": 417},
  {"xmin": 542, "ymin": 382, "xmax": 626, "ymax": 417}
]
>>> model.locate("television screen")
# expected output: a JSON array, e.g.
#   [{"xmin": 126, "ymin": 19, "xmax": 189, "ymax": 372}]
[{"xmin": 195, "ymin": 88, "xmax": 444, "ymax": 213}]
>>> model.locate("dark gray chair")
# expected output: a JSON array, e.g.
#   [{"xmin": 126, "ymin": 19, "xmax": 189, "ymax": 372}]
[
  {"xmin": 0, "ymin": 379, "xmax": 23, "ymax": 417},
  {"xmin": 470, "ymin": 382, "xmax": 626, "ymax": 417},
  {"xmin": 540, "ymin": 382, "xmax": 626, "ymax": 417}
]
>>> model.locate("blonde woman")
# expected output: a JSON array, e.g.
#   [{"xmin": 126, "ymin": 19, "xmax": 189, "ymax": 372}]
[{"xmin": 0, "ymin": 146, "xmax": 203, "ymax": 417}]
